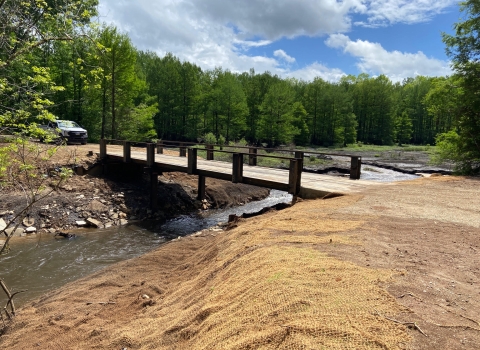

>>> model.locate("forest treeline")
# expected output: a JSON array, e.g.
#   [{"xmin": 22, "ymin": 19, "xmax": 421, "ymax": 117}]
[{"xmin": 26, "ymin": 24, "xmax": 458, "ymax": 147}]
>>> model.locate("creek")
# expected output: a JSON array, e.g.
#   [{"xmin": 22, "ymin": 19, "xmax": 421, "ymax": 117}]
[{"xmin": 0, "ymin": 190, "xmax": 292, "ymax": 308}]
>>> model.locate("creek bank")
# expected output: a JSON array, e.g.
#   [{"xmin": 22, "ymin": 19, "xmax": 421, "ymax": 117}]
[{"xmin": 0, "ymin": 167, "xmax": 270, "ymax": 239}]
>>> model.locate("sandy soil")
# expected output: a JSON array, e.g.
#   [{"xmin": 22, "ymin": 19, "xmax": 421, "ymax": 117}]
[{"xmin": 1, "ymin": 175, "xmax": 479, "ymax": 349}]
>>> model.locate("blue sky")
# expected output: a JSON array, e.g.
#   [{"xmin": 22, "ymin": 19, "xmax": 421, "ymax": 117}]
[{"xmin": 98, "ymin": 0, "xmax": 460, "ymax": 82}]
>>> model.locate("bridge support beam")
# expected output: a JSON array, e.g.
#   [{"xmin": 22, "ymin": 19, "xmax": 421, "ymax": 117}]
[
  {"xmin": 249, "ymin": 147, "xmax": 257, "ymax": 166},
  {"xmin": 197, "ymin": 175, "xmax": 206, "ymax": 200},
  {"xmin": 150, "ymin": 171, "xmax": 158, "ymax": 211},
  {"xmin": 350, "ymin": 156, "xmax": 362, "ymax": 180},
  {"xmin": 232, "ymin": 153, "xmax": 244, "ymax": 183}
]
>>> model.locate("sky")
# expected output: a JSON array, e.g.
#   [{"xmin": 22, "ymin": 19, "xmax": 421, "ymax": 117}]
[{"xmin": 97, "ymin": 0, "xmax": 461, "ymax": 83}]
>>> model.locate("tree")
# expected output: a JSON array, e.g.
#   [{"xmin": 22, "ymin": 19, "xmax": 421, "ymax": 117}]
[
  {"xmin": 290, "ymin": 102, "xmax": 310, "ymax": 146},
  {"xmin": 0, "ymin": 0, "xmax": 98, "ymax": 135},
  {"xmin": 441, "ymin": 0, "xmax": 480, "ymax": 172},
  {"xmin": 258, "ymin": 81, "xmax": 298, "ymax": 146},
  {"xmin": 395, "ymin": 111, "xmax": 413, "ymax": 146}
]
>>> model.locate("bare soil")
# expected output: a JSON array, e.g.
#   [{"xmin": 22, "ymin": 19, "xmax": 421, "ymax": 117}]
[{"xmin": 1, "ymin": 175, "xmax": 479, "ymax": 349}]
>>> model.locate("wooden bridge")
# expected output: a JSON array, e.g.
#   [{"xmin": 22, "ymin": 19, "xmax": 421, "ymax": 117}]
[{"xmin": 99, "ymin": 139, "xmax": 379, "ymax": 209}]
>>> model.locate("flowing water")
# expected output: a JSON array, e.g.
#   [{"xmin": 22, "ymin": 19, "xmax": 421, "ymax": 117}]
[
  {"xmin": 0, "ymin": 190, "xmax": 292, "ymax": 307},
  {"xmin": 0, "ymin": 169, "xmax": 418, "ymax": 309},
  {"xmin": 360, "ymin": 165, "xmax": 419, "ymax": 182}
]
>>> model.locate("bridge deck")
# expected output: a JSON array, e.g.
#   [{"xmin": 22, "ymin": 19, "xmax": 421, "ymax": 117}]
[{"xmin": 104, "ymin": 146, "xmax": 381, "ymax": 198}]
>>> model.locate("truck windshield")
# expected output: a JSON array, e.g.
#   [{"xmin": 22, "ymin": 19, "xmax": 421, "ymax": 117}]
[{"xmin": 57, "ymin": 121, "xmax": 80, "ymax": 128}]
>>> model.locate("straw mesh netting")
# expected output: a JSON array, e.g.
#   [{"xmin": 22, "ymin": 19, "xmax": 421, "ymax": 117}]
[
  {"xmin": 106, "ymin": 198, "xmax": 409, "ymax": 349},
  {"xmin": 1, "ymin": 196, "xmax": 411, "ymax": 349}
]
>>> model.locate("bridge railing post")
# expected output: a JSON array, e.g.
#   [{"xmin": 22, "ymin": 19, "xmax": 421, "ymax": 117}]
[
  {"xmin": 100, "ymin": 139, "xmax": 107, "ymax": 159},
  {"xmin": 146, "ymin": 143, "xmax": 155, "ymax": 167},
  {"xmin": 350, "ymin": 156, "xmax": 362, "ymax": 180},
  {"xmin": 188, "ymin": 148, "xmax": 197, "ymax": 174},
  {"xmin": 156, "ymin": 140, "xmax": 163, "ymax": 154},
  {"xmin": 232, "ymin": 153, "xmax": 244, "ymax": 183},
  {"xmin": 288, "ymin": 159, "xmax": 302, "ymax": 195},
  {"xmin": 294, "ymin": 151, "xmax": 304, "ymax": 170},
  {"xmin": 123, "ymin": 141, "xmax": 131, "ymax": 163},
  {"xmin": 206, "ymin": 144, "xmax": 214, "ymax": 160},
  {"xmin": 179, "ymin": 142, "xmax": 186, "ymax": 157},
  {"xmin": 249, "ymin": 147, "xmax": 257, "ymax": 166}
]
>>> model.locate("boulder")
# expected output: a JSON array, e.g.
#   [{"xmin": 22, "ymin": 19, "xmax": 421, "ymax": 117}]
[
  {"xmin": 86, "ymin": 218, "xmax": 103, "ymax": 228},
  {"xmin": 86, "ymin": 200, "xmax": 109, "ymax": 213},
  {"xmin": 22, "ymin": 217, "xmax": 35, "ymax": 227},
  {"xmin": 119, "ymin": 219, "xmax": 128, "ymax": 226},
  {"xmin": 119, "ymin": 204, "xmax": 131, "ymax": 214},
  {"xmin": 25, "ymin": 226, "xmax": 37, "ymax": 234},
  {"xmin": 5, "ymin": 227, "xmax": 25, "ymax": 237},
  {"xmin": 76, "ymin": 220, "xmax": 87, "ymax": 227}
]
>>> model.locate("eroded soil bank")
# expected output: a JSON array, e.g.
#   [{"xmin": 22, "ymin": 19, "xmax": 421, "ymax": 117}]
[{"xmin": 1, "ymin": 176, "xmax": 479, "ymax": 349}]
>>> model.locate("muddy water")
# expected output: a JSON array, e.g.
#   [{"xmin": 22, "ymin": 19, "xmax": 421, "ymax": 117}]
[{"xmin": 0, "ymin": 190, "xmax": 292, "ymax": 307}]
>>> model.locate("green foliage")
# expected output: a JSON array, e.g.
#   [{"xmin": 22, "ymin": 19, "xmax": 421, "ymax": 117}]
[
  {"xmin": 203, "ymin": 132, "xmax": 217, "ymax": 144},
  {"xmin": 217, "ymin": 135, "xmax": 226, "ymax": 146},
  {"xmin": 395, "ymin": 111, "xmax": 413, "ymax": 145},
  {"xmin": 440, "ymin": 0, "xmax": 480, "ymax": 173},
  {"xmin": 290, "ymin": 102, "xmax": 310, "ymax": 146},
  {"xmin": 258, "ymin": 81, "xmax": 299, "ymax": 146}
]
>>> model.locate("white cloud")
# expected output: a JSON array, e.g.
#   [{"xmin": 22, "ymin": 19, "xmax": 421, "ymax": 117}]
[
  {"xmin": 96, "ymin": 0, "xmax": 456, "ymax": 82},
  {"xmin": 286, "ymin": 63, "xmax": 346, "ymax": 82},
  {"xmin": 325, "ymin": 34, "xmax": 452, "ymax": 81},
  {"xmin": 274, "ymin": 50, "xmax": 296, "ymax": 63},
  {"xmin": 356, "ymin": 0, "xmax": 457, "ymax": 27}
]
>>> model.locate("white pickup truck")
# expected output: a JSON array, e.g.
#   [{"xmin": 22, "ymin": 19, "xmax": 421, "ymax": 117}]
[{"xmin": 39, "ymin": 120, "xmax": 88, "ymax": 144}]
